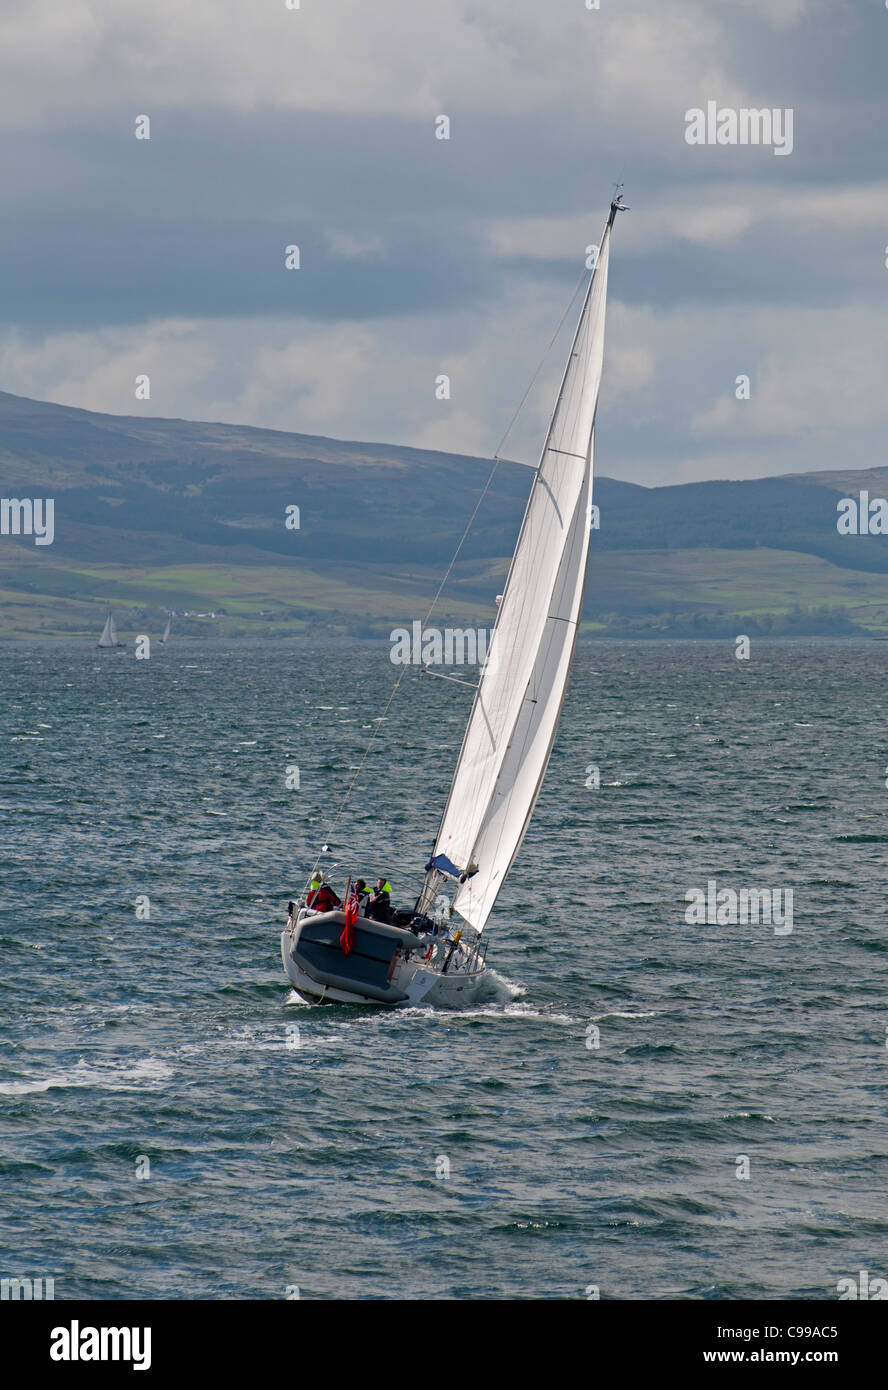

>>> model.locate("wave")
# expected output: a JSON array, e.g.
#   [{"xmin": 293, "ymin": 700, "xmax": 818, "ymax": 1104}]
[
  {"xmin": 591, "ymin": 1010, "xmax": 661, "ymax": 1021},
  {"xmin": 0, "ymin": 1057, "xmax": 173, "ymax": 1096}
]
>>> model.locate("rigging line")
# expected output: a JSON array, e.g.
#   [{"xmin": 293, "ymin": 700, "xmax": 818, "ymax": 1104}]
[
  {"xmin": 442, "ymin": 251, "xmax": 602, "ymax": 828},
  {"xmin": 305, "ymin": 454, "xmax": 504, "ymax": 891},
  {"xmin": 414, "ymin": 259, "xmax": 590, "ymax": 634},
  {"xmin": 491, "ymin": 262, "xmax": 590, "ymax": 463},
  {"xmin": 424, "ymin": 260, "xmax": 598, "ymax": 835},
  {"xmin": 303, "ymin": 260, "xmax": 593, "ymax": 892}
]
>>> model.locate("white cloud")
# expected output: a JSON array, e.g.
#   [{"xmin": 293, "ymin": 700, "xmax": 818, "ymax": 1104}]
[
  {"xmin": 0, "ymin": 294, "xmax": 582, "ymax": 461},
  {"xmin": 742, "ymin": 0, "xmax": 813, "ymax": 27},
  {"xmin": 690, "ymin": 302, "xmax": 888, "ymax": 440},
  {"xmin": 3, "ymin": 284, "xmax": 885, "ymax": 492},
  {"xmin": 488, "ymin": 181, "xmax": 888, "ymax": 259},
  {"xmin": 326, "ymin": 231, "xmax": 385, "ymax": 261},
  {"xmin": 0, "ymin": 0, "xmax": 735, "ymax": 131}
]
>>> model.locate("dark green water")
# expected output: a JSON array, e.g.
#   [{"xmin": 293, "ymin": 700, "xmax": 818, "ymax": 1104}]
[{"xmin": 2, "ymin": 640, "xmax": 887, "ymax": 1299}]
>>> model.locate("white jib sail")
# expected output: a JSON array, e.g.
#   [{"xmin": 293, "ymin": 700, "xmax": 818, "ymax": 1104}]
[
  {"xmin": 161, "ymin": 618, "xmax": 171, "ymax": 643},
  {"xmin": 99, "ymin": 614, "xmax": 117, "ymax": 646},
  {"xmin": 425, "ymin": 211, "xmax": 614, "ymax": 931}
]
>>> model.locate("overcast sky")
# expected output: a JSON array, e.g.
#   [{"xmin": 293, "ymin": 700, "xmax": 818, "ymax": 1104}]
[{"xmin": 0, "ymin": 0, "xmax": 885, "ymax": 485}]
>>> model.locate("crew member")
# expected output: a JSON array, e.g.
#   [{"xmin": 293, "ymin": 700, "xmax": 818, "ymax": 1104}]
[
  {"xmin": 306, "ymin": 874, "xmax": 342, "ymax": 913},
  {"xmin": 366, "ymin": 876, "xmax": 393, "ymax": 924}
]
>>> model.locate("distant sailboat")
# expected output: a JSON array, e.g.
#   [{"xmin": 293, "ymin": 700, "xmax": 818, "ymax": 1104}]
[
  {"xmin": 97, "ymin": 612, "xmax": 125, "ymax": 649},
  {"xmin": 161, "ymin": 616, "xmax": 171, "ymax": 644},
  {"xmin": 282, "ymin": 192, "xmax": 627, "ymax": 1005}
]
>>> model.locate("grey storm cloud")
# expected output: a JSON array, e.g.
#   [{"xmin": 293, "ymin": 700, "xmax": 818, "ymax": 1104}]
[{"xmin": 0, "ymin": 0, "xmax": 886, "ymax": 483}]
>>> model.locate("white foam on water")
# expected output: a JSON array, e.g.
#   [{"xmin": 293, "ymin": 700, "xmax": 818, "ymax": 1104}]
[
  {"xmin": 592, "ymin": 1010, "xmax": 661, "ymax": 1021},
  {"xmin": 0, "ymin": 1057, "xmax": 173, "ymax": 1096},
  {"xmin": 220, "ymin": 1027, "xmax": 305, "ymax": 1052},
  {"xmin": 479, "ymin": 967, "xmax": 521, "ymax": 995},
  {"xmin": 721, "ymin": 1111, "xmax": 776, "ymax": 1122},
  {"xmin": 499, "ymin": 1003, "xmax": 578, "ymax": 1024},
  {"xmin": 392, "ymin": 1001, "xmax": 579, "ymax": 1025}
]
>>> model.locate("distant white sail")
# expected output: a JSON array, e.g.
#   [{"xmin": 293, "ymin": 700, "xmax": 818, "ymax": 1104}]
[
  {"xmin": 98, "ymin": 613, "xmax": 118, "ymax": 647},
  {"xmin": 161, "ymin": 617, "xmax": 171, "ymax": 643},
  {"xmin": 423, "ymin": 208, "xmax": 616, "ymax": 931}
]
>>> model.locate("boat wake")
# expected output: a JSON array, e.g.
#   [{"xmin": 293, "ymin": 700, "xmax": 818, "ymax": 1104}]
[
  {"xmin": 465, "ymin": 967, "xmax": 523, "ymax": 1006},
  {"xmin": 0, "ymin": 1057, "xmax": 173, "ymax": 1096},
  {"xmin": 285, "ymin": 966, "xmax": 523, "ymax": 1014}
]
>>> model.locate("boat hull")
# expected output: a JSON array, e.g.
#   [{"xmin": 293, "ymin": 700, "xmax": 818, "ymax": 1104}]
[{"xmin": 281, "ymin": 909, "xmax": 486, "ymax": 1008}]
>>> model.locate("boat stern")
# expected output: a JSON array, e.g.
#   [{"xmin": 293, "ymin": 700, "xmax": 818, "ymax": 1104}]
[{"xmin": 282, "ymin": 910, "xmax": 435, "ymax": 1005}]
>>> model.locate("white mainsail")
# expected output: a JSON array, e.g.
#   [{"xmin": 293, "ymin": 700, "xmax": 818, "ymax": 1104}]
[
  {"xmin": 161, "ymin": 617, "xmax": 171, "ymax": 644},
  {"xmin": 423, "ymin": 203, "xmax": 618, "ymax": 931},
  {"xmin": 98, "ymin": 613, "xmax": 118, "ymax": 647}
]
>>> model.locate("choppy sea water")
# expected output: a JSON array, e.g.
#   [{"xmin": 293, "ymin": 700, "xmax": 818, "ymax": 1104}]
[{"xmin": 1, "ymin": 639, "xmax": 887, "ymax": 1300}]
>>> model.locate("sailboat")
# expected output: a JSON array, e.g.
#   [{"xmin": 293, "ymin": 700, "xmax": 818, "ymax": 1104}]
[
  {"xmin": 161, "ymin": 616, "xmax": 171, "ymax": 644},
  {"xmin": 97, "ymin": 612, "xmax": 125, "ymax": 648},
  {"xmin": 281, "ymin": 192, "xmax": 626, "ymax": 1006}
]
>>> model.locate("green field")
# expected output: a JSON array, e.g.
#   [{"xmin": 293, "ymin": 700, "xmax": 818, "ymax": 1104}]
[
  {"xmin": 3, "ymin": 388, "xmax": 888, "ymax": 640},
  {"xmin": 4, "ymin": 544, "xmax": 888, "ymax": 641}
]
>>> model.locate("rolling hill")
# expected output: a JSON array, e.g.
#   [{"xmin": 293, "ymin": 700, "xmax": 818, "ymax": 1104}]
[{"xmin": 1, "ymin": 389, "xmax": 887, "ymax": 639}]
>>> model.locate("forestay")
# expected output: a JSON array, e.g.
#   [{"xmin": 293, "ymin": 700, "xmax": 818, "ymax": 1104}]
[{"xmin": 422, "ymin": 207, "xmax": 616, "ymax": 931}]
